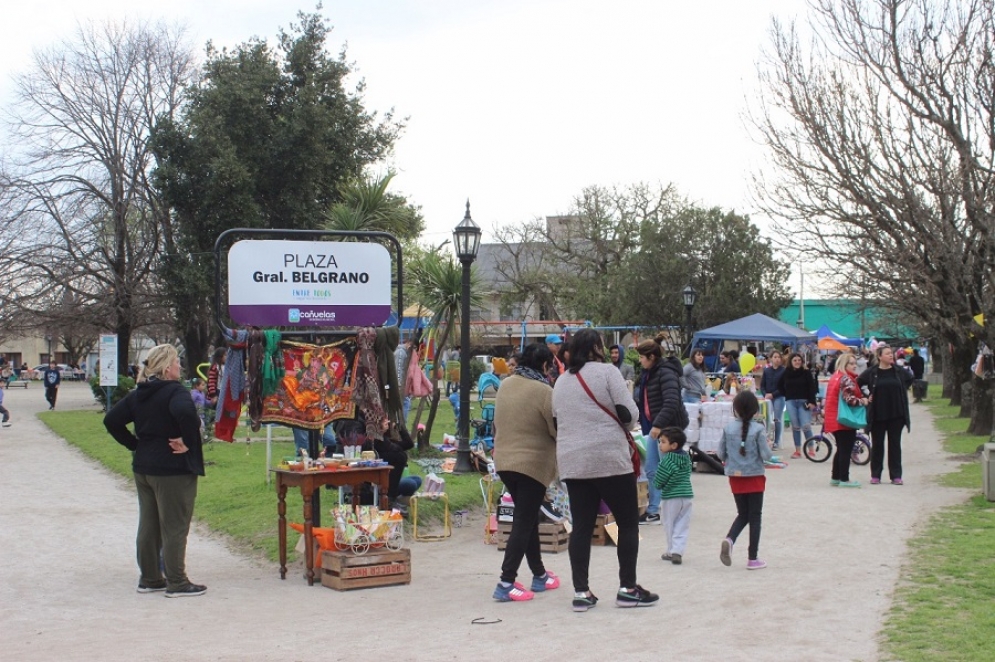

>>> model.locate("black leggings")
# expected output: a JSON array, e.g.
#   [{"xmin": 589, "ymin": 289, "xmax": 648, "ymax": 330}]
[
  {"xmin": 870, "ymin": 417, "xmax": 905, "ymax": 480},
  {"xmin": 831, "ymin": 428, "xmax": 856, "ymax": 482},
  {"xmin": 497, "ymin": 471, "xmax": 547, "ymax": 584},
  {"xmin": 727, "ymin": 491, "xmax": 764, "ymax": 560},
  {"xmin": 564, "ymin": 473, "xmax": 640, "ymax": 592}
]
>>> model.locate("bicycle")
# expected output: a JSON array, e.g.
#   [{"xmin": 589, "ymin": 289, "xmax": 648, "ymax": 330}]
[{"xmin": 803, "ymin": 429, "xmax": 871, "ymax": 465}]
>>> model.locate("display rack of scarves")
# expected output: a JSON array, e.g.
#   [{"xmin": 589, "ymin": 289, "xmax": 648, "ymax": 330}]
[
  {"xmin": 214, "ymin": 327, "xmax": 249, "ymax": 442},
  {"xmin": 258, "ymin": 337, "xmax": 360, "ymax": 430}
]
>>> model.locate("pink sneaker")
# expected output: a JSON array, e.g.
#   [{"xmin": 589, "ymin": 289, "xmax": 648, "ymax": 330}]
[
  {"xmin": 531, "ymin": 571, "xmax": 560, "ymax": 592},
  {"xmin": 892, "ymin": 478, "xmax": 904, "ymax": 485},
  {"xmin": 493, "ymin": 583, "xmax": 534, "ymax": 602},
  {"xmin": 870, "ymin": 477, "xmax": 881, "ymax": 485},
  {"xmin": 747, "ymin": 559, "xmax": 767, "ymax": 570}
]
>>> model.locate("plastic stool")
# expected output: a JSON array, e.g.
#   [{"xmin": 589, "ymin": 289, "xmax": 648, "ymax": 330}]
[{"xmin": 410, "ymin": 492, "xmax": 451, "ymax": 541}]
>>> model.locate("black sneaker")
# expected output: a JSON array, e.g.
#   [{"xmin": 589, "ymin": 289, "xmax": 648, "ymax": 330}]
[
  {"xmin": 572, "ymin": 592, "xmax": 599, "ymax": 612},
  {"xmin": 137, "ymin": 580, "xmax": 167, "ymax": 593},
  {"xmin": 616, "ymin": 584, "xmax": 659, "ymax": 608},
  {"xmin": 539, "ymin": 500, "xmax": 565, "ymax": 523},
  {"xmin": 165, "ymin": 583, "xmax": 207, "ymax": 598},
  {"xmin": 638, "ymin": 512, "xmax": 660, "ymax": 525}
]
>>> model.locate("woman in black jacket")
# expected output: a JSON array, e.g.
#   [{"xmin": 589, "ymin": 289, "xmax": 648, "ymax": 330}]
[
  {"xmin": 104, "ymin": 344, "xmax": 207, "ymax": 598},
  {"xmin": 857, "ymin": 345, "xmax": 913, "ymax": 484},
  {"xmin": 776, "ymin": 352, "xmax": 819, "ymax": 458},
  {"xmin": 634, "ymin": 340, "xmax": 687, "ymax": 524}
]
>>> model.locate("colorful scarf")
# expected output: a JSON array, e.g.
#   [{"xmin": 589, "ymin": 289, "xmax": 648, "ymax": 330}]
[{"xmin": 514, "ymin": 366, "xmax": 549, "ymax": 384}]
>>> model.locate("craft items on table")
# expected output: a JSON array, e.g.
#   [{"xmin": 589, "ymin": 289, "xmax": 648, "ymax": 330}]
[{"xmin": 259, "ymin": 338, "xmax": 359, "ymax": 430}]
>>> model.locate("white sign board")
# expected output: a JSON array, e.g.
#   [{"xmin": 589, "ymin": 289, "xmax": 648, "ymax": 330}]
[
  {"xmin": 226, "ymin": 240, "xmax": 393, "ymax": 327},
  {"xmin": 99, "ymin": 334, "xmax": 118, "ymax": 387}
]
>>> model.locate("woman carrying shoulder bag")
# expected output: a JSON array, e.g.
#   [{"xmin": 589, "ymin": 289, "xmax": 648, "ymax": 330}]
[
  {"xmin": 552, "ymin": 329, "xmax": 658, "ymax": 612},
  {"xmin": 823, "ymin": 353, "xmax": 868, "ymax": 487}
]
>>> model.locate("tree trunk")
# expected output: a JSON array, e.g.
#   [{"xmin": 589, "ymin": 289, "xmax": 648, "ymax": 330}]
[
  {"xmin": 968, "ymin": 378, "xmax": 994, "ymax": 436},
  {"xmin": 182, "ymin": 316, "xmax": 212, "ymax": 380},
  {"xmin": 947, "ymin": 340, "xmax": 976, "ymax": 410},
  {"xmin": 422, "ymin": 315, "xmax": 454, "ymax": 447}
]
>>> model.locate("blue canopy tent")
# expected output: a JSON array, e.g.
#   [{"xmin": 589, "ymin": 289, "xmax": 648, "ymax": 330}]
[
  {"xmin": 690, "ymin": 313, "xmax": 817, "ymax": 370},
  {"xmin": 814, "ymin": 324, "xmax": 863, "ymax": 348}
]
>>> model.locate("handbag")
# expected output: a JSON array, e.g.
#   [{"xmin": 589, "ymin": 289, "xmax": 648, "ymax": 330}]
[
  {"xmin": 837, "ymin": 392, "xmax": 867, "ymax": 429},
  {"xmin": 575, "ymin": 372, "xmax": 641, "ymax": 476}
]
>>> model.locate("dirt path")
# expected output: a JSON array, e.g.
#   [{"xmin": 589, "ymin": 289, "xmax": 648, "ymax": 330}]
[{"xmin": 0, "ymin": 383, "xmax": 971, "ymax": 661}]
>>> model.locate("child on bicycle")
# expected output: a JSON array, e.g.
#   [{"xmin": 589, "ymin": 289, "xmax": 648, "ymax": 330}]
[
  {"xmin": 823, "ymin": 353, "xmax": 869, "ymax": 487},
  {"xmin": 717, "ymin": 391, "xmax": 772, "ymax": 570},
  {"xmin": 653, "ymin": 427, "xmax": 693, "ymax": 565}
]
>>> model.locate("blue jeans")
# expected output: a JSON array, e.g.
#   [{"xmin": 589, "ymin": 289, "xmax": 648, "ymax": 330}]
[
  {"xmin": 768, "ymin": 396, "xmax": 785, "ymax": 447},
  {"xmin": 785, "ymin": 399, "xmax": 813, "ymax": 448},
  {"xmin": 292, "ymin": 426, "xmax": 338, "ymax": 456},
  {"xmin": 402, "ymin": 396, "xmax": 411, "ymax": 425},
  {"xmin": 641, "ymin": 420, "xmax": 661, "ymax": 515},
  {"xmin": 682, "ymin": 390, "xmax": 702, "ymax": 404}
]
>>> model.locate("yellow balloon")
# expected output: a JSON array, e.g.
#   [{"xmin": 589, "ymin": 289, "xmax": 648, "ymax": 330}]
[{"xmin": 739, "ymin": 352, "xmax": 756, "ymax": 374}]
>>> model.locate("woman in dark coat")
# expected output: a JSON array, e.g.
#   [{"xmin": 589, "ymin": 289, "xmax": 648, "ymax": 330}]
[
  {"xmin": 858, "ymin": 345, "xmax": 913, "ymax": 484},
  {"xmin": 634, "ymin": 339, "xmax": 687, "ymax": 524},
  {"xmin": 777, "ymin": 352, "xmax": 819, "ymax": 459},
  {"xmin": 104, "ymin": 344, "xmax": 207, "ymax": 597}
]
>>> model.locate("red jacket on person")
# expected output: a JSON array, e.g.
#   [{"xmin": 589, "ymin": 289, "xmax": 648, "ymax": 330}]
[{"xmin": 823, "ymin": 370, "xmax": 863, "ymax": 433}]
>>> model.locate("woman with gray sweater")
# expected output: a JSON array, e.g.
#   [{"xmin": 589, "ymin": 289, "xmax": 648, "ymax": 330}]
[{"xmin": 551, "ymin": 329, "xmax": 659, "ymax": 611}]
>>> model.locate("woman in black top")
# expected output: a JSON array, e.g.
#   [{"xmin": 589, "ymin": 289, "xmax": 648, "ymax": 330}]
[
  {"xmin": 776, "ymin": 353, "xmax": 819, "ymax": 458},
  {"xmin": 104, "ymin": 344, "xmax": 207, "ymax": 597},
  {"xmin": 857, "ymin": 345, "xmax": 912, "ymax": 484}
]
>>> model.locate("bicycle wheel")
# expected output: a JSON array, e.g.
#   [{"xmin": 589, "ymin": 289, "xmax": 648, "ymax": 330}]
[
  {"xmin": 851, "ymin": 435, "xmax": 871, "ymax": 466},
  {"xmin": 803, "ymin": 434, "xmax": 833, "ymax": 463}
]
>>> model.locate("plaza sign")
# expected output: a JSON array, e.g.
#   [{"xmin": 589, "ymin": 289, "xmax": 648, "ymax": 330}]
[{"xmin": 227, "ymin": 240, "xmax": 392, "ymax": 327}]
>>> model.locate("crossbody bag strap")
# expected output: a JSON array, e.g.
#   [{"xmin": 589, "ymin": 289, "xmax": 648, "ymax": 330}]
[{"xmin": 575, "ymin": 371, "xmax": 623, "ymax": 427}]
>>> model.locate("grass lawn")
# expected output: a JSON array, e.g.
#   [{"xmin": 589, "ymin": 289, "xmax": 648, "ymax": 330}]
[
  {"xmin": 38, "ymin": 396, "xmax": 496, "ymax": 563},
  {"xmin": 881, "ymin": 399, "xmax": 995, "ymax": 662}
]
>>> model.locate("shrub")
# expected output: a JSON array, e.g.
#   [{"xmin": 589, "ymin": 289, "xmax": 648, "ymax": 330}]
[{"xmin": 89, "ymin": 373, "xmax": 136, "ymax": 407}]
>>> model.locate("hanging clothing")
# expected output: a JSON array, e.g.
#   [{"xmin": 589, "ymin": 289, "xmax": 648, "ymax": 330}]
[{"xmin": 259, "ymin": 339, "xmax": 359, "ymax": 430}]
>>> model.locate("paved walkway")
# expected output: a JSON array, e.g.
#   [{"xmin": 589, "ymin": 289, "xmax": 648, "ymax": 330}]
[{"xmin": 0, "ymin": 383, "xmax": 971, "ymax": 661}]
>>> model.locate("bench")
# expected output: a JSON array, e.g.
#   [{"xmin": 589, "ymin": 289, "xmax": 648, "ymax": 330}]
[{"xmin": 6, "ymin": 379, "xmax": 28, "ymax": 388}]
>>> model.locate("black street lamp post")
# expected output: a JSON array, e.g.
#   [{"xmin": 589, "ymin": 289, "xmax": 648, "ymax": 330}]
[
  {"xmin": 506, "ymin": 325, "xmax": 513, "ymax": 352},
  {"xmin": 682, "ymin": 284, "xmax": 697, "ymax": 355},
  {"xmin": 452, "ymin": 201, "xmax": 481, "ymax": 474}
]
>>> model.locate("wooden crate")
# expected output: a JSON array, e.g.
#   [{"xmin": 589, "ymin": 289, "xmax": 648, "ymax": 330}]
[
  {"xmin": 637, "ymin": 481, "xmax": 649, "ymax": 516},
  {"xmin": 592, "ymin": 514, "xmax": 616, "ymax": 546},
  {"xmin": 320, "ymin": 548, "xmax": 411, "ymax": 591},
  {"xmin": 496, "ymin": 521, "xmax": 569, "ymax": 553}
]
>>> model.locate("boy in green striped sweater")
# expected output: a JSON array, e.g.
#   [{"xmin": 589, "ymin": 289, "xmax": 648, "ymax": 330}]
[{"xmin": 653, "ymin": 427, "xmax": 694, "ymax": 565}]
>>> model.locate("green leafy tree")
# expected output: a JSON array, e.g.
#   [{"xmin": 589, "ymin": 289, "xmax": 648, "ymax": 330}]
[
  {"xmin": 325, "ymin": 172, "xmax": 423, "ymax": 239},
  {"xmin": 152, "ymin": 10, "xmax": 403, "ymax": 365}
]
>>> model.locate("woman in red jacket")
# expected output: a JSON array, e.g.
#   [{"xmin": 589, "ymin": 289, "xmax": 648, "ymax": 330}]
[{"xmin": 823, "ymin": 353, "xmax": 869, "ymax": 488}]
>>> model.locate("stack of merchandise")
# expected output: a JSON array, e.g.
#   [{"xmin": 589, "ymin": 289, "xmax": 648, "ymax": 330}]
[
  {"xmin": 697, "ymin": 402, "xmax": 735, "ymax": 454},
  {"xmin": 684, "ymin": 403, "xmax": 701, "ymax": 447}
]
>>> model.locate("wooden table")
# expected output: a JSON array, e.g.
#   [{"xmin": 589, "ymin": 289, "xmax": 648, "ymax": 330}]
[{"xmin": 272, "ymin": 466, "xmax": 392, "ymax": 585}]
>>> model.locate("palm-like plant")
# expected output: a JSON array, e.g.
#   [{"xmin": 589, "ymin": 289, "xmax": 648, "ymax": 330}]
[
  {"xmin": 324, "ymin": 172, "xmax": 423, "ymax": 240},
  {"xmin": 407, "ymin": 246, "xmax": 482, "ymax": 448}
]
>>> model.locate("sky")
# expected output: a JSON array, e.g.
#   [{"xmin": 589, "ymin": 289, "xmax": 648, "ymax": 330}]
[{"xmin": 1, "ymin": 0, "xmax": 813, "ymax": 292}]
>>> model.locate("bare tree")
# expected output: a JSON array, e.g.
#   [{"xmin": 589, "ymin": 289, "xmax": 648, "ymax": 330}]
[
  {"xmin": 0, "ymin": 20, "xmax": 194, "ymax": 373},
  {"xmin": 750, "ymin": 0, "xmax": 995, "ymax": 434}
]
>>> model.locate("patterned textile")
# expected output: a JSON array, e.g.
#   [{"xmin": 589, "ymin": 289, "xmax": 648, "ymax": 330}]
[
  {"xmin": 214, "ymin": 328, "xmax": 248, "ymax": 443},
  {"xmin": 259, "ymin": 339, "xmax": 359, "ymax": 430},
  {"xmin": 246, "ymin": 329, "xmax": 285, "ymax": 431},
  {"xmin": 353, "ymin": 327, "xmax": 389, "ymax": 441}
]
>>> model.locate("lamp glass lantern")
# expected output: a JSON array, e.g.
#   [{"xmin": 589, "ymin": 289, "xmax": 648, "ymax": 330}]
[
  {"xmin": 453, "ymin": 201, "xmax": 481, "ymax": 261},
  {"xmin": 682, "ymin": 284, "xmax": 697, "ymax": 309}
]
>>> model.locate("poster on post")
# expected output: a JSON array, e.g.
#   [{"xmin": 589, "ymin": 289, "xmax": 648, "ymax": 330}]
[
  {"xmin": 99, "ymin": 334, "xmax": 118, "ymax": 387},
  {"xmin": 226, "ymin": 240, "xmax": 393, "ymax": 328}
]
